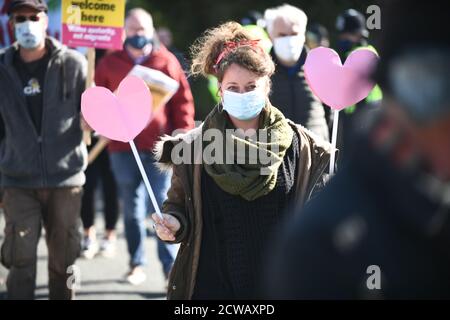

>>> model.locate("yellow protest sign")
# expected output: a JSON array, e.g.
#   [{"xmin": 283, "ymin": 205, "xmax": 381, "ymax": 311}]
[{"xmin": 61, "ymin": 0, "xmax": 125, "ymax": 49}]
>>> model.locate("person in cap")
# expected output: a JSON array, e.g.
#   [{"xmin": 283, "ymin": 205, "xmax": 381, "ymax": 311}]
[
  {"xmin": 0, "ymin": 0, "xmax": 87, "ymax": 299},
  {"xmin": 265, "ymin": 0, "xmax": 450, "ymax": 299},
  {"xmin": 240, "ymin": 10, "xmax": 264, "ymax": 28},
  {"xmin": 335, "ymin": 8, "xmax": 369, "ymax": 57},
  {"xmin": 305, "ymin": 23, "xmax": 332, "ymax": 133},
  {"xmin": 335, "ymin": 8, "xmax": 383, "ymax": 165}
]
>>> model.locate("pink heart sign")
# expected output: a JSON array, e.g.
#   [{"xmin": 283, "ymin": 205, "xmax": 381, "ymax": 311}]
[
  {"xmin": 81, "ymin": 76, "xmax": 153, "ymax": 142},
  {"xmin": 304, "ymin": 47, "xmax": 379, "ymax": 110}
]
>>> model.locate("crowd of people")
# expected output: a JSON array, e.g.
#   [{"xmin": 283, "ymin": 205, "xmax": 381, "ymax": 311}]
[{"xmin": 0, "ymin": 0, "xmax": 449, "ymax": 300}]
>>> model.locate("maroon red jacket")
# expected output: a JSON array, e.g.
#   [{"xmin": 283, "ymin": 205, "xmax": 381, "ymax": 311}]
[{"xmin": 95, "ymin": 46, "xmax": 195, "ymax": 153}]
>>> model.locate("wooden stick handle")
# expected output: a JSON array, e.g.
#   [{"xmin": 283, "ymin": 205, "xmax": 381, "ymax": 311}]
[{"xmin": 83, "ymin": 48, "xmax": 96, "ymax": 146}]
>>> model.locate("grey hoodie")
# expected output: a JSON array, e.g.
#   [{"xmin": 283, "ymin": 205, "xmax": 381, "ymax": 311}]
[{"xmin": 0, "ymin": 37, "xmax": 87, "ymax": 188}]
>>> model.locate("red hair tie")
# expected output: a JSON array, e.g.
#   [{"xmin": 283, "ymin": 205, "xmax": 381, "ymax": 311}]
[{"xmin": 214, "ymin": 39, "xmax": 262, "ymax": 72}]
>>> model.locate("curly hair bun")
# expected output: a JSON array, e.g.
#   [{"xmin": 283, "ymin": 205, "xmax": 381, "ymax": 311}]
[{"xmin": 190, "ymin": 22, "xmax": 275, "ymax": 81}]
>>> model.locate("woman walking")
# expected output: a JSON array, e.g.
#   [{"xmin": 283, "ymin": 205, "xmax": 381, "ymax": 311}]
[{"xmin": 152, "ymin": 22, "xmax": 332, "ymax": 299}]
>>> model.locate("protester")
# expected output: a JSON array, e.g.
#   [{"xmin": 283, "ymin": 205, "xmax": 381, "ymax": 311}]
[
  {"xmin": 95, "ymin": 8, "xmax": 195, "ymax": 285},
  {"xmin": 80, "ymin": 136, "xmax": 119, "ymax": 259},
  {"xmin": 0, "ymin": 0, "xmax": 87, "ymax": 299},
  {"xmin": 152, "ymin": 22, "xmax": 332, "ymax": 299},
  {"xmin": 264, "ymin": 4, "xmax": 329, "ymax": 141},
  {"xmin": 266, "ymin": 0, "xmax": 450, "ymax": 299},
  {"xmin": 0, "ymin": 0, "xmax": 62, "ymax": 49}
]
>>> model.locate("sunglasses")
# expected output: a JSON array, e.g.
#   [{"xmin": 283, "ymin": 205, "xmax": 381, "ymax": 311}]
[{"xmin": 13, "ymin": 15, "xmax": 41, "ymax": 23}]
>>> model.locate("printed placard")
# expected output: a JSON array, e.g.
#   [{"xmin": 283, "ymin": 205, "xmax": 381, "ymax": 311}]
[{"xmin": 61, "ymin": 0, "xmax": 125, "ymax": 49}]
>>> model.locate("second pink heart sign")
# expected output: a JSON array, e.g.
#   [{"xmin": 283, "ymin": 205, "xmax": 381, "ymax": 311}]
[{"xmin": 304, "ymin": 47, "xmax": 379, "ymax": 110}]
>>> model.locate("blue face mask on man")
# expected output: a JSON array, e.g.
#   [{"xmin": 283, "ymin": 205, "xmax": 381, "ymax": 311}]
[
  {"xmin": 222, "ymin": 89, "xmax": 266, "ymax": 121},
  {"xmin": 125, "ymin": 35, "xmax": 153, "ymax": 50}
]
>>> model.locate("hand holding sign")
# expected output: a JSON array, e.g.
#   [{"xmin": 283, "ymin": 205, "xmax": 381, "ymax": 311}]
[
  {"xmin": 304, "ymin": 47, "xmax": 379, "ymax": 174},
  {"xmin": 81, "ymin": 76, "xmax": 163, "ymax": 219}
]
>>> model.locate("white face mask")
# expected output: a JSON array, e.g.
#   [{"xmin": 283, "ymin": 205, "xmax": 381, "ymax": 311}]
[
  {"xmin": 222, "ymin": 89, "xmax": 266, "ymax": 121},
  {"xmin": 273, "ymin": 35, "xmax": 305, "ymax": 64},
  {"xmin": 15, "ymin": 20, "xmax": 44, "ymax": 49}
]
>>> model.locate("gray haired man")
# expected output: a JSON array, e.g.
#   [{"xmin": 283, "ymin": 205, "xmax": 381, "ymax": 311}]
[{"xmin": 264, "ymin": 4, "xmax": 329, "ymax": 141}]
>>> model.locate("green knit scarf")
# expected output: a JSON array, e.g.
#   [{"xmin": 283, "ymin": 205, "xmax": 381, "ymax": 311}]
[{"xmin": 203, "ymin": 104, "xmax": 294, "ymax": 201}]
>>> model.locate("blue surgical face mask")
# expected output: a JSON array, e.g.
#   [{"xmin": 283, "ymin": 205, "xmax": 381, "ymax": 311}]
[
  {"xmin": 222, "ymin": 89, "xmax": 266, "ymax": 121},
  {"xmin": 336, "ymin": 39, "xmax": 354, "ymax": 54},
  {"xmin": 125, "ymin": 35, "xmax": 153, "ymax": 50},
  {"xmin": 15, "ymin": 20, "xmax": 44, "ymax": 49}
]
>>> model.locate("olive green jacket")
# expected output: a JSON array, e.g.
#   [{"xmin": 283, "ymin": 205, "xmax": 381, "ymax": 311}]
[{"xmin": 154, "ymin": 119, "xmax": 333, "ymax": 299}]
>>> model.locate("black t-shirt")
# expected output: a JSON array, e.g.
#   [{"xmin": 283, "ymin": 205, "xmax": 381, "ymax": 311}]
[{"xmin": 13, "ymin": 50, "xmax": 50, "ymax": 134}]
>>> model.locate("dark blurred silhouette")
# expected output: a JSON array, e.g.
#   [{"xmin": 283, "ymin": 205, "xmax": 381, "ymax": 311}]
[
  {"xmin": 156, "ymin": 26, "xmax": 189, "ymax": 74},
  {"xmin": 265, "ymin": 0, "xmax": 450, "ymax": 299},
  {"xmin": 265, "ymin": 4, "xmax": 329, "ymax": 141},
  {"xmin": 306, "ymin": 23, "xmax": 332, "ymax": 132}
]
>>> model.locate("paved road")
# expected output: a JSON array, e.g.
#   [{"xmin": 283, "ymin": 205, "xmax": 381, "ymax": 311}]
[{"xmin": 0, "ymin": 209, "xmax": 168, "ymax": 300}]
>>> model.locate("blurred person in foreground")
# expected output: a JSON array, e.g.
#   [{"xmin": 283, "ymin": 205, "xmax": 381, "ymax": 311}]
[
  {"xmin": 266, "ymin": 0, "xmax": 450, "ymax": 299},
  {"xmin": 264, "ymin": 4, "xmax": 329, "ymax": 141}
]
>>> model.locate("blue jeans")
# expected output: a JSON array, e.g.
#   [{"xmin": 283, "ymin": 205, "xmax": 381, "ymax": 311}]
[{"xmin": 110, "ymin": 151, "xmax": 174, "ymax": 274}]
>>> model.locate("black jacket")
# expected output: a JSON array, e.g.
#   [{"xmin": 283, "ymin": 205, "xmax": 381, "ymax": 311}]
[
  {"xmin": 266, "ymin": 132, "xmax": 450, "ymax": 299},
  {"xmin": 0, "ymin": 37, "xmax": 87, "ymax": 188}
]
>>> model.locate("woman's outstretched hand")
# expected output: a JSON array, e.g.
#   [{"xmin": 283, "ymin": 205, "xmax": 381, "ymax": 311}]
[{"xmin": 152, "ymin": 213, "xmax": 181, "ymax": 242}]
